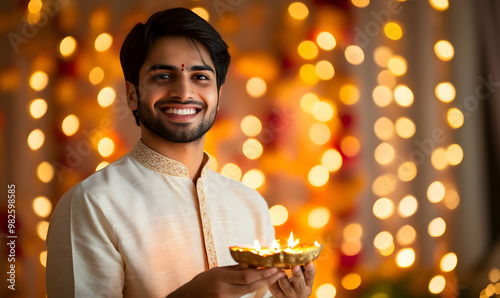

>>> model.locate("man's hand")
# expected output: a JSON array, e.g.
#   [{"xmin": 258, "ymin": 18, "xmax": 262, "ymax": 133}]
[
  {"xmin": 167, "ymin": 264, "xmax": 286, "ymax": 297},
  {"xmin": 268, "ymin": 262, "xmax": 315, "ymax": 298}
]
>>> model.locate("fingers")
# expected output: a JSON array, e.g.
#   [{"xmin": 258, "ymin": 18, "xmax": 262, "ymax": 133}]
[{"xmin": 303, "ymin": 262, "xmax": 316, "ymax": 287}]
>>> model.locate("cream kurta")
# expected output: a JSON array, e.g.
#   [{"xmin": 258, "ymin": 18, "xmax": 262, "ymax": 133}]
[{"xmin": 46, "ymin": 141, "xmax": 275, "ymax": 297}]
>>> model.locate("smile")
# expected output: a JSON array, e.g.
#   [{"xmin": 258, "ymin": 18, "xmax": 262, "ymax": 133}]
[{"xmin": 163, "ymin": 108, "xmax": 198, "ymax": 115}]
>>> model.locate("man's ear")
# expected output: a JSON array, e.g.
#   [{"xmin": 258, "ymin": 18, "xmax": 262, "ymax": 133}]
[
  {"xmin": 217, "ymin": 86, "xmax": 222, "ymax": 111},
  {"xmin": 125, "ymin": 81, "xmax": 138, "ymax": 111}
]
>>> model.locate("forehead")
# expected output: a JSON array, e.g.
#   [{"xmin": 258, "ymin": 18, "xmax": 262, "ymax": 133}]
[{"xmin": 143, "ymin": 36, "xmax": 214, "ymax": 68}]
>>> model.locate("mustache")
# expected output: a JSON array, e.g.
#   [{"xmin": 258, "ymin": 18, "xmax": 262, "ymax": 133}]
[{"xmin": 154, "ymin": 99, "xmax": 207, "ymax": 109}]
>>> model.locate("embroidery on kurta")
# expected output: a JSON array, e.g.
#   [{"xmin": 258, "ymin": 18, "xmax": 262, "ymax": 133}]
[{"xmin": 131, "ymin": 140, "xmax": 218, "ymax": 268}]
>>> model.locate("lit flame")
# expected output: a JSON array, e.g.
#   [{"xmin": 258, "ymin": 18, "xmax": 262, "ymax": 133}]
[
  {"xmin": 288, "ymin": 231, "xmax": 299, "ymax": 248},
  {"xmin": 314, "ymin": 241, "xmax": 320, "ymax": 247},
  {"xmin": 271, "ymin": 239, "xmax": 280, "ymax": 250},
  {"xmin": 254, "ymin": 239, "xmax": 261, "ymax": 251}
]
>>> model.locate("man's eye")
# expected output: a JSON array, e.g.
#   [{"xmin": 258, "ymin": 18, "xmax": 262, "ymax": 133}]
[
  {"xmin": 153, "ymin": 73, "xmax": 171, "ymax": 80},
  {"xmin": 193, "ymin": 74, "xmax": 209, "ymax": 80}
]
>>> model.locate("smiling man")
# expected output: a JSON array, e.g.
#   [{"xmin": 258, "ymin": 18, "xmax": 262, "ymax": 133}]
[{"xmin": 46, "ymin": 7, "xmax": 315, "ymax": 297}]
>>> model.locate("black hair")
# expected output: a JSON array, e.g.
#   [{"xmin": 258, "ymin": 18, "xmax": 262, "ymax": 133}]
[{"xmin": 119, "ymin": 7, "xmax": 231, "ymax": 125}]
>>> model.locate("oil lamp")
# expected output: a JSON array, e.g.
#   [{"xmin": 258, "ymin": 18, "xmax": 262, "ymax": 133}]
[{"xmin": 229, "ymin": 231, "xmax": 323, "ymax": 269}]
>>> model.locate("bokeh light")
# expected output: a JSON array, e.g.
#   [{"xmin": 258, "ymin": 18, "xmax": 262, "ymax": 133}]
[
  {"xmin": 398, "ymin": 195, "xmax": 418, "ymax": 217},
  {"xmin": 269, "ymin": 204, "xmax": 288, "ymax": 226},
  {"xmin": 316, "ymin": 283, "xmax": 337, "ymax": 298},
  {"xmin": 396, "ymin": 225, "xmax": 416, "ymax": 246},
  {"xmin": 374, "ymin": 142, "xmax": 395, "ymax": 165},
  {"xmin": 221, "ymin": 163, "xmax": 242, "ymax": 181},
  {"xmin": 312, "ymin": 101, "xmax": 335, "ymax": 122},
  {"xmin": 447, "ymin": 144, "xmax": 464, "ymax": 165},
  {"xmin": 427, "ymin": 181, "xmax": 445, "ymax": 203},
  {"xmin": 339, "ymin": 84, "xmax": 359, "ymax": 105},
  {"xmin": 321, "ymin": 149, "xmax": 343, "ymax": 172},
  {"xmin": 377, "ymin": 70, "xmax": 397, "ymax": 88},
  {"xmin": 397, "ymin": 161, "xmax": 417, "ymax": 182},
  {"xmin": 440, "ymin": 252, "xmax": 458, "ymax": 272},
  {"xmin": 372, "ymin": 174, "xmax": 397, "ymax": 197},
  {"xmin": 298, "ymin": 40, "xmax": 318, "ymax": 60},
  {"xmin": 384, "ymin": 22, "xmax": 403, "ymax": 40},
  {"xmin": 374, "ymin": 231, "xmax": 393, "ymax": 250},
  {"xmin": 434, "ymin": 40, "xmax": 454, "ymax": 61},
  {"xmin": 447, "ymin": 107, "xmax": 465, "ymax": 129},
  {"xmin": 300, "ymin": 92, "xmax": 320, "ymax": 113},
  {"xmin": 97, "ymin": 86, "xmax": 116, "ymax": 107},
  {"xmin": 374, "ymin": 117, "xmax": 395, "ymax": 140},
  {"xmin": 28, "ymin": 129, "xmax": 45, "ymax": 150},
  {"xmin": 309, "ymin": 122, "xmax": 331, "ymax": 145},
  {"xmin": 341, "ymin": 136, "xmax": 361, "ymax": 157},
  {"xmin": 242, "ymin": 169, "xmax": 265, "ymax": 189},
  {"xmin": 372, "ymin": 85, "xmax": 392, "ymax": 107},
  {"xmin": 246, "ymin": 77, "xmax": 267, "ymax": 97},
  {"xmin": 89, "ymin": 67, "xmax": 105, "ymax": 85},
  {"xmin": 59, "ymin": 36, "xmax": 77, "ymax": 57},
  {"xmin": 345, "ymin": 45, "xmax": 365, "ymax": 65},
  {"xmin": 343, "ymin": 223, "xmax": 363, "ymax": 242},
  {"xmin": 33, "ymin": 196, "xmax": 52, "ymax": 218},
  {"xmin": 40, "ymin": 251, "xmax": 47, "ymax": 267},
  {"xmin": 373, "ymin": 46, "xmax": 393, "ymax": 67},
  {"xmin": 98, "ymin": 137, "xmax": 115, "ymax": 157},
  {"xmin": 429, "ymin": 275, "xmax": 446, "ymax": 294},
  {"xmin": 395, "ymin": 117, "xmax": 416, "ymax": 138},
  {"xmin": 394, "ymin": 84, "xmax": 414, "ymax": 107},
  {"xmin": 191, "ymin": 7, "xmax": 209, "ymax": 21},
  {"xmin": 30, "ymin": 71, "xmax": 49, "ymax": 91},
  {"xmin": 429, "ymin": 0, "xmax": 449, "ymax": 11},
  {"xmin": 95, "ymin": 33, "xmax": 113, "ymax": 52},
  {"xmin": 388, "ymin": 56, "xmax": 407, "ymax": 76},
  {"xmin": 435, "ymin": 82, "xmax": 456, "ymax": 103},
  {"xmin": 288, "ymin": 2, "xmax": 309, "ymax": 20},
  {"xmin": 37, "ymin": 220, "xmax": 49, "ymax": 241},
  {"xmin": 241, "ymin": 115, "xmax": 262, "ymax": 137},
  {"xmin": 308, "ymin": 165, "xmax": 330, "ymax": 187},
  {"xmin": 29, "ymin": 98, "xmax": 48, "ymax": 119},
  {"xmin": 428, "ymin": 217, "xmax": 446, "ymax": 237},
  {"xmin": 431, "ymin": 147, "xmax": 448, "ymax": 170},
  {"xmin": 242, "ymin": 138, "xmax": 263, "ymax": 160},
  {"xmin": 61, "ymin": 114, "xmax": 79, "ymax": 136},
  {"xmin": 373, "ymin": 197, "xmax": 395, "ymax": 219},
  {"xmin": 396, "ymin": 248, "xmax": 416, "ymax": 268},
  {"xmin": 316, "ymin": 31, "xmax": 336, "ymax": 50},
  {"xmin": 351, "ymin": 0, "xmax": 370, "ymax": 8},
  {"xmin": 308, "ymin": 207, "xmax": 330, "ymax": 229},
  {"xmin": 37, "ymin": 161, "xmax": 54, "ymax": 183},
  {"xmin": 96, "ymin": 161, "xmax": 110, "ymax": 172},
  {"xmin": 299, "ymin": 64, "xmax": 319, "ymax": 84},
  {"xmin": 341, "ymin": 273, "xmax": 361, "ymax": 290}
]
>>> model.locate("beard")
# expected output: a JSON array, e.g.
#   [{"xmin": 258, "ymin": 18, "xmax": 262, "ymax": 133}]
[{"xmin": 137, "ymin": 99, "xmax": 218, "ymax": 144}]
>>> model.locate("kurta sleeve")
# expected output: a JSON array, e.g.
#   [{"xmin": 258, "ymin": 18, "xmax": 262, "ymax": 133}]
[{"xmin": 46, "ymin": 185, "xmax": 125, "ymax": 297}]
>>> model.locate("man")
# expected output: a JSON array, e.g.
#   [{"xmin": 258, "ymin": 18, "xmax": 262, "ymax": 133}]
[{"xmin": 46, "ymin": 7, "xmax": 315, "ymax": 297}]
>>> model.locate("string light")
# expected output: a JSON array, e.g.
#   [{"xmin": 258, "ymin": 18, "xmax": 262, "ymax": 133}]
[
  {"xmin": 61, "ymin": 114, "xmax": 79, "ymax": 136},
  {"xmin": 221, "ymin": 163, "xmax": 242, "ymax": 181},
  {"xmin": 434, "ymin": 40, "xmax": 454, "ymax": 61},
  {"xmin": 30, "ymin": 71, "xmax": 49, "ymax": 91},
  {"xmin": 298, "ymin": 40, "xmax": 318, "ymax": 60},
  {"xmin": 191, "ymin": 7, "xmax": 209, "ymax": 21},
  {"xmin": 300, "ymin": 92, "xmax": 320, "ymax": 113},
  {"xmin": 398, "ymin": 195, "xmax": 418, "ymax": 217},
  {"xmin": 59, "ymin": 36, "xmax": 77, "ymax": 57},
  {"xmin": 373, "ymin": 197, "xmax": 395, "ymax": 219},
  {"xmin": 316, "ymin": 283, "xmax": 337, "ymax": 298},
  {"xmin": 33, "ymin": 196, "xmax": 52, "ymax": 217},
  {"xmin": 394, "ymin": 84, "xmax": 414, "ymax": 107},
  {"xmin": 97, "ymin": 86, "xmax": 116, "ymax": 107},
  {"xmin": 387, "ymin": 56, "xmax": 407, "ymax": 76},
  {"xmin": 308, "ymin": 207, "xmax": 330, "ymax": 229},
  {"xmin": 241, "ymin": 169, "xmax": 265, "ymax": 189},
  {"xmin": 316, "ymin": 32, "xmax": 336, "ymax": 50},
  {"xmin": 37, "ymin": 161, "xmax": 54, "ymax": 183},
  {"xmin": 29, "ymin": 98, "xmax": 48, "ymax": 119},
  {"xmin": 27, "ymin": 129, "xmax": 45, "ymax": 150},
  {"xmin": 312, "ymin": 100, "xmax": 335, "ymax": 122},
  {"xmin": 374, "ymin": 142, "xmax": 395, "ymax": 165},
  {"xmin": 308, "ymin": 165, "xmax": 330, "ymax": 187},
  {"xmin": 246, "ymin": 77, "xmax": 267, "ymax": 97},
  {"xmin": 341, "ymin": 136, "xmax": 361, "ymax": 157},
  {"xmin": 384, "ymin": 22, "xmax": 403, "ymax": 40},
  {"xmin": 345, "ymin": 45, "xmax": 365, "ymax": 65},
  {"xmin": 315, "ymin": 60, "xmax": 335, "ymax": 80},
  {"xmin": 97, "ymin": 137, "xmax": 114, "ymax": 157},
  {"xmin": 428, "ymin": 217, "xmax": 446, "ymax": 237},
  {"xmin": 300, "ymin": 64, "xmax": 319, "ymax": 84},
  {"xmin": 373, "ymin": 46, "xmax": 393, "ymax": 67},
  {"xmin": 95, "ymin": 33, "xmax": 113, "ymax": 52},
  {"xmin": 429, "ymin": 275, "xmax": 446, "ymax": 294},
  {"xmin": 288, "ymin": 2, "xmax": 309, "ymax": 20},
  {"xmin": 341, "ymin": 273, "xmax": 362, "ymax": 290},
  {"xmin": 321, "ymin": 149, "xmax": 343, "ymax": 172},
  {"xmin": 89, "ymin": 67, "xmax": 105, "ymax": 85},
  {"xmin": 339, "ymin": 84, "xmax": 359, "ymax": 105},
  {"xmin": 372, "ymin": 85, "xmax": 392, "ymax": 107},
  {"xmin": 96, "ymin": 161, "xmax": 109, "ymax": 172},
  {"xmin": 309, "ymin": 122, "xmax": 331, "ymax": 145},
  {"xmin": 269, "ymin": 205, "xmax": 288, "ymax": 226},
  {"xmin": 240, "ymin": 115, "xmax": 262, "ymax": 137},
  {"xmin": 374, "ymin": 117, "xmax": 395, "ymax": 140},
  {"xmin": 395, "ymin": 248, "xmax": 415, "ymax": 268},
  {"xmin": 242, "ymin": 138, "xmax": 263, "ymax": 160}
]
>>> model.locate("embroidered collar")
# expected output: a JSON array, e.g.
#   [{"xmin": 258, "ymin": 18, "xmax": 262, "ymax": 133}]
[{"xmin": 130, "ymin": 140, "xmax": 211, "ymax": 177}]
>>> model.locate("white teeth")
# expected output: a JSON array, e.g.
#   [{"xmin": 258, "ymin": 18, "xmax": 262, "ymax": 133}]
[{"xmin": 165, "ymin": 108, "xmax": 197, "ymax": 115}]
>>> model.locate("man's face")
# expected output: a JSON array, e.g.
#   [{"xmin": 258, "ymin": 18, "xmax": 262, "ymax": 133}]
[{"xmin": 135, "ymin": 36, "xmax": 219, "ymax": 143}]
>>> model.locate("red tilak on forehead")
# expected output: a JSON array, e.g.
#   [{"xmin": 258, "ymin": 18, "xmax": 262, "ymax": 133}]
[{"xmin": 181, "ymin": 64, "xmax": 184, "ymax": 71}]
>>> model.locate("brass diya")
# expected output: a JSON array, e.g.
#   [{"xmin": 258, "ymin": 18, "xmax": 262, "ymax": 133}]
[{"xmin": 229, "ymin": 235, "xmax": 323, "ymax": 269}]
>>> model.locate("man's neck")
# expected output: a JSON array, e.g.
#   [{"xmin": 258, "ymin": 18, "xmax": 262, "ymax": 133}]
[{"xmin": 140, "ymin": 131, "xmax": 206, "ymax": 182}]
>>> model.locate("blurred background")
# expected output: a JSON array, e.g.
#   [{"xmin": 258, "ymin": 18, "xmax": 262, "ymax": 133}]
[{"xmin": 1, "ymin": 0, "xmax": 499, "ymax": 297}]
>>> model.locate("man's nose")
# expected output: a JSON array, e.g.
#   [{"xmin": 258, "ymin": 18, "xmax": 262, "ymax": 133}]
[{"xmin": 169, "ymin": 77, "xmax": 194, "ymax": 100}]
